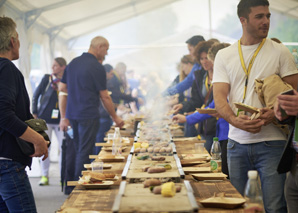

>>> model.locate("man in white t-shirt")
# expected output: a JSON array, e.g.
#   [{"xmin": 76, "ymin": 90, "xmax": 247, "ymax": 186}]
[{"xmin": 213, "ymin": 0, "xmax": 298, "ymax": 212}]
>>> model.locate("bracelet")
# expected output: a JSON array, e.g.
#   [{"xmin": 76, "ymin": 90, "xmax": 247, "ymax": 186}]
[
  {"xmin": 61, "ymin": 118, "xmax": 67, "ymax": 120},
  {"xmin": 59, "ymin": 91, "xmax": 68, "ymax": 96}
]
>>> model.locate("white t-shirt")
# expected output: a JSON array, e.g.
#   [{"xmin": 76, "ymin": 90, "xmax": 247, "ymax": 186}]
[{"xmin": 213, "ymin": 38, "xmax": 298, "ymax": 144}]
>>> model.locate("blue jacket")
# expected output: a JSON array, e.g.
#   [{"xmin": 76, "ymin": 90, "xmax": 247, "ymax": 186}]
[
  {"xmin": 186, "ymin": 100, "xmax": 229, "ymax": 141},
  {"xmin": 165, "ymin": 63, "xmax": 201, "ymax": 95}
]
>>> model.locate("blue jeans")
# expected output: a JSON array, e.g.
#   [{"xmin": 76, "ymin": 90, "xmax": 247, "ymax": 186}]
[
  {"xmin": 94, "ymin": 117, "xmax": 113, "ymax": 154},
  {"xmin": 70, "ymin": 118, "xmax": 99, "ymax": 180},
  {"xmin": 0, "ymin": 160, "xmax": 37, "ymax": 213},
  {"xmin": 227, "ymin": 139, "xmax": 287, "ymax": 213}
]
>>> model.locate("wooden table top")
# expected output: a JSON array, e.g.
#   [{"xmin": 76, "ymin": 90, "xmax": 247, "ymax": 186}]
[{"xmin": 58, "ymin": 128, "xmax": 244, "ymax": 213}]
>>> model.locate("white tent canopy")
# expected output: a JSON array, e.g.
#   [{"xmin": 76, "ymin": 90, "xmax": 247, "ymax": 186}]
[{"xmin": 0, "ymin": 0, "xmax": 298, "ymax": 93}]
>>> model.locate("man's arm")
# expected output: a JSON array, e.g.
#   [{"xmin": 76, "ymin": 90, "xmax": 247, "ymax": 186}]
[
  {"xmin": 58, "ymin": 82, "xmax": 70, "ymax": 131},
  {"xmin": 213, "ymin": 82, "xmax": 264, "ymax": 133},
  {"xmin": 282, "ymin": 74, "xmax": 298, "ymax": 90},
  {"xmin": 100, "ymin": 90, "xmax": 124, "ymax": 127},
  {"xmin": 20, "ymin": 127, "xmax": 49, "ymax": 160}
]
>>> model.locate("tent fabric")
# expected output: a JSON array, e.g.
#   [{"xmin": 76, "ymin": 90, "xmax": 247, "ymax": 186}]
[{"xmin": 0, "ymin": 0, "xmax": 297, "ymax": 79}]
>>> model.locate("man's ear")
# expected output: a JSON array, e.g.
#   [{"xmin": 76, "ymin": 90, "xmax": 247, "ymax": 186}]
[
  {"xmin": 9, "ymin": 37, "xmax": 14, "ymax": 48},
  {"xmin": 239, "ymin": 17, "xmax": 246, "ymax": 25}
]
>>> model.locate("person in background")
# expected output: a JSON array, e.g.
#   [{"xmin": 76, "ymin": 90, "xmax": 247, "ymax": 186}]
[
  {"xmin": 163, "ymin": 35, "xmax": 205, "ymax": 96},
  {"xmin": 212, "ymin": 0, "xmax": 298, "ymax": 211},
  {"xmin": 59, "ymin": 36, "xmax": 124, "ymax": 183},
  {"xmin": 173, "ymin": 42, "xmax": 230, "ymax": 176},
  {"xmin": 111, "ymin": 62, "xmax": 138, "ymax": 115},
  {"xmin": 0, "ymin": 16, "xmax": 48, "ymax": 212},
  {"xmin": 172, "ymin": 40, "xmax": 218, "ymax": 151},
  {"xmin": 95, "ymin": 64, "xmax": 116, "ymax": 154},
  {"xmin": 32, "ymin": 57, "xmax": 67, "ymax": 186},
  {"xmin": 166, "ymin": 55, "xmax": 194, "ymax": 106},
  {"xmin": 275, "ymin": 89, "xmax": 298, "ymax": 213}
]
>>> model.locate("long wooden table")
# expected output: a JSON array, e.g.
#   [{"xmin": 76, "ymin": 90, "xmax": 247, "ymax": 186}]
[{"xmin": 57, "ymin": 130, "xmax": 244, "ymax": 212}]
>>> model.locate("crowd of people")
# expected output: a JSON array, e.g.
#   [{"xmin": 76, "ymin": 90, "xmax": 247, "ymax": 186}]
[{"xmin": 1, "ymin": 0, "xmax": 298, "ymax": 212}]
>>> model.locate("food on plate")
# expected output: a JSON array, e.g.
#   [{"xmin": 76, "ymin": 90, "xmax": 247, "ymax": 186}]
[
  {"xmin": 147, "ymin": 147, "xmax": 154, "ymax": 153},
  {"xmin": 134, "ymin": 147, "xmax": 141, "ymax": 153},
  {"xmin": 152, "ymin": 185, "xmax": 181, "ymax": 194},
  {"xmin": 165, "ymin": 147, "xmax": 172, "ymax": 153},
  {"xmin": 104, "ymin": 173, "xmax": 116, "ymax": 179},
  {"xmin": 161, "ymin": 182, "xmax": 176, "ymax": 197},
  {"xmin": 78, "ymin": 172, "xmax": 106, "ymax": 184},
  {"xmin": 143, "ymin": 178, "xmax": 162, "ymax": 188},
  {"xmin": 158, "ymin": 164, "xmax": 172, "ymax": 170},
  {"xmin": 137, "ymin": 154, "xmax": 150, "ymax": 160},
  {"xmin": 147, "ymin": 167, "xmax": 166, "ymax": 173},
  {"xmin": 142, "ymin": 166, "xmax": 150, "ymax": 172},
  {"xmin": 134, "ymin": 142, "xmax": 141, "ymax": 149},
  {"xmin": 140, "ymin": 148, "xmax": 147, "ymax": 153},
  {"xmin": 141, "ymin": 142, "xmax": 149, "ymax": 149},
  {"xmin": 153, "ymin": 147, "xmax": 160, "ymax": 153},
  {"xmin": 159, "ymin": 147, "xmax": 166, "ymax": 153},
  {"xmin": 151, "ymin": 156, "xmax": 166, "ymax": 161}
]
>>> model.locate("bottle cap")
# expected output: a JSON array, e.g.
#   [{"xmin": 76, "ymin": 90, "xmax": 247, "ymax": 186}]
[
  {"xmin": 213, "ymin": 137, "xmax": 219, "ymax": 141},
  {"xmin": 115, "ymin": 127, "xmax": 120, "ymax": 131},
  {"xmin": 248, "ymin": 170, "xmax": 258, "ymax": 179}
]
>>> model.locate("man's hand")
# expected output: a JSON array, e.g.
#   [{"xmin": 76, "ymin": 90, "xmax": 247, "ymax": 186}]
[
  {"xmin": 232, "ymin": 114, "xmax": 264, "ymax": 133},
  {"xmin": 114, "ymin": 116, "xmax": 124, "ymax": 128},
  {"xmin": 59, "ymin": 118, "xmax": 70, "ymax": 132},
  {"xmin": 276, "ymin": 90, "xmax": 298, "ymax": 117},
  {"xmin": 258, "ymin": 107, "xmax": 275, "ymax": 126},
  {"xmin": 172, "ymin": 114, "xmax": 187, "ymax": 124},
  {"xmin": 172, "ymin": 104, "xmax": 183, "ymax": 114},
  {"xmin": 30, "ymin": 138, "xmax": 49, "ymax": 161}
]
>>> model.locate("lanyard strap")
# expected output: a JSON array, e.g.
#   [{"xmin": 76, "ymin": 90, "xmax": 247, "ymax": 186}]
[
  {"xmin": 205, "ymin": 74, "xmax": 212, "ymax": 92},
  {"xmin": 238, "ymin": 38, "xmax": 266, "ymax": 102}
]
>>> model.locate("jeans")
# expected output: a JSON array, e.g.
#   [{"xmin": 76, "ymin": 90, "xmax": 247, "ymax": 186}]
[
  {"xmin": 0, "ymin": 160, "xmax": 37, "ymax": 213},
  {"xmin": 70, "ymin": 118, "xmax": 99, "ymax": 180},
  {"xmin": 285, "ymin": 158, "xmax": 298, "ymax": 213},
  {"xmin": 94, "ymin": 117, "xmax": 113, "ymax": 154},
  {"xmin": 201, "ymin": 134, "xmax": 214, "ymax": 153},
  {"xmin": 227, "ymin": 139, "xmax": 287, "ymax": 213}
]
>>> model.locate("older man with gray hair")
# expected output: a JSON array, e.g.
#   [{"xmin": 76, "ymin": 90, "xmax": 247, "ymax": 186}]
[
  {"xmin": 0, "ymin": 16, "xmax": 49, "ymax": 212},
  {"xmin": 59, "ymin": 36, "xmax": 124, "ymax": 185}
]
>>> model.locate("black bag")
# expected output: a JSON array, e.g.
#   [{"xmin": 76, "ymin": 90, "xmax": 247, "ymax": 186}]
[{"xmin": 16, "ymin": 119, "xmax": 51, "ymax": 156}]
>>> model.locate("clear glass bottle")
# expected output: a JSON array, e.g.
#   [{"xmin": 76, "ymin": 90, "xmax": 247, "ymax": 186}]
[
  {"xmin": 112, "ymin": 127, "xmax": 122, "ymax": 156},
  {"xmin": 244, "ymin": 170, "xmax": 264, "ymax": 212},
  {"xmin": 210, "ymin": 137, "xmax": 222, "ymax": 172}
]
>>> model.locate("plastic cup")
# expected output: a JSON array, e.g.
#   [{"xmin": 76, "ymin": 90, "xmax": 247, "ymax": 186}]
[
  {"xmin": 107, "ymin": 133, "xmax": 114, "ymax": 144},
  {"xmin": 91, "ymin": 161, "xmax": 103, "ymax": 173},
  {"xmin": 195, "ymin": 143, "xmax": 205, "ymax": 154}
]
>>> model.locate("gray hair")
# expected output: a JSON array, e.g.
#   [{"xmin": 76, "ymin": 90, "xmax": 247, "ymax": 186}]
[
  {"xmin": 0, "ymin": 16, "xmax": 17, "ymax": 54},
  {"xmin": 90, "ymin": 36, "xmax": 108, "ymax": 48}
]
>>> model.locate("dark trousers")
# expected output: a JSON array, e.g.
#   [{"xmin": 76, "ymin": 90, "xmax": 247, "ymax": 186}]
[
  {"xmin": 70, "ymin": 118, "xmax": 99, "ymax": 181},
  {"xmin": 94, "ymin": 117, "xmax": 113, "ymax": 154}
]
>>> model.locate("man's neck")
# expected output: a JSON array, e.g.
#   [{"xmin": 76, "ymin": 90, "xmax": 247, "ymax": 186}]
[
  {"xmin": 0, "ymin": 52, "xmax": 13, "ymax": 60},
  {"xmin": 240, "ymin": 35, "xmax": 264, "ymax": 46}
]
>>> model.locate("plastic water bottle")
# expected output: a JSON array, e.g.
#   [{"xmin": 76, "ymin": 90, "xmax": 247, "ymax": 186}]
[
  {"xmin": 210, "ymin": 137, "xmax": 221, "ymax": 172},
  {"xmin": 112, "ymin": 127, "xmax": 122, "ymax": 156},
  {"xmin": 244, "ymin": 170, "xmax": 264, "ymax": 212}
]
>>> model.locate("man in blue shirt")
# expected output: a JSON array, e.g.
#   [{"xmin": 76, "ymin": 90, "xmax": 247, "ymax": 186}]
[{"xmin": 59, "ymin": 36, "xmax": 124, "ymax": 181}]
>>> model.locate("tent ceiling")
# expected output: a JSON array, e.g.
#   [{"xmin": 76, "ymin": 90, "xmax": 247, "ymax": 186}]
[
  {"xmin": 2, "ymin": 0, "xmax": 298, "ymax": 44},
  {"xmin": 4, "ymin": 0, "xmax": 179, "ymax": 42}
]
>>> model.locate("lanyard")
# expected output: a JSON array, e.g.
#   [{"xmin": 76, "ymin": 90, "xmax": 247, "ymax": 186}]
[
  {"xmin": 238, "ymin": 38, "xmax": 265, "ymax": 103},
  {"xmin": 205, "ymin": 74, "xmax": 212, "ymax": 92}
]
